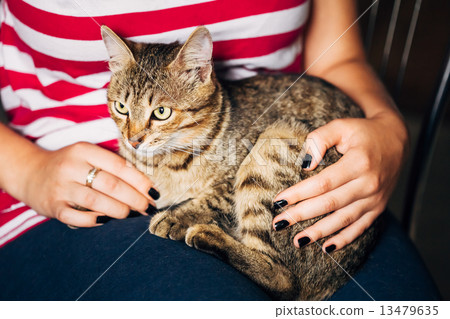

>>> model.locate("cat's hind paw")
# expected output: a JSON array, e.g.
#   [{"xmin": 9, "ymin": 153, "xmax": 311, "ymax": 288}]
[{"xmin": 149, "ymin": 211, "xmax": 188, "ymax": 241}]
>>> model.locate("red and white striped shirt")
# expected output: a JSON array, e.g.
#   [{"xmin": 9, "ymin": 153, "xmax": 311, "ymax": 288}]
[{"xmin": 0, "ymin": 0, "xmax": 310, "ymax": 247}]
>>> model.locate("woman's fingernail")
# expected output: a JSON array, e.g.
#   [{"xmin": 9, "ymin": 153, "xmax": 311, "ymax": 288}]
[
  {"xmin": 148, "ymin": 188, "xmax": 160, "ymax": 200},
  {"xmin": 274, "ymin": 220, "xmax": 289, "ymax": 231},
  {"xmin": 146, "ymin": 204, "xmax": 157, "ymax": 215},
  {"xmin": 128, "ymin": 210, "xmax": 141, "ymax": 218},
  {"xmin": 298, "ymin": 236, "xmax": 311, "ymax": 248},
  {"xmin": 302, "ymin": 154, "xmax": 312, "ymax": 169},
  {"xmin": 273, "ymin": 199, "xmax": 288, "ymax": 209},
  {"xmin": 325, "ymin": 244, "xmax": 336, "ymax": 253},
  {"xmin": 96, "ymin": 216, "xmax": 112, "ymax": 224}
]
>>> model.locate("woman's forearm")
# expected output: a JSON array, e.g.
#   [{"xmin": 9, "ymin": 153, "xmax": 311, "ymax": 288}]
[
  {"xmin": 307, "ymin": 59, "xmax": 409, "ymax": 147},
  {"xmin": 303, "ymin": 0, "xmax": 407, "ymax": 139},
  {"xmin": 308, "ymin": 59, "xmax": 398, "ymax": 118}
]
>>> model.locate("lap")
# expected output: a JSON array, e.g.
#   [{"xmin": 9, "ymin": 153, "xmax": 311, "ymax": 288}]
[
  {"xmin": 0, "ymin": 216, "xmax": 270, "ymax": 301},
  {"xmin": 0, "ymin": 212, "xmax": 440, "ymax": 300}
]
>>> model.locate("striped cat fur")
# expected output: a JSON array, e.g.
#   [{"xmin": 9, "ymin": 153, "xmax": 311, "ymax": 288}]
[{"xmin": 102, "ymin": 26, "xmax": 381, "ymax": 300}]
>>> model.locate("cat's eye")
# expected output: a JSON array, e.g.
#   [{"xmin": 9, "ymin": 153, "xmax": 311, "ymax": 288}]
[
  {"xmin": 152, "ymin": 106, "xmax": 172, "ymax": 120},
  {"xmin": 113, "ymin": 101, "xmax": 129, "ymax": 115}
]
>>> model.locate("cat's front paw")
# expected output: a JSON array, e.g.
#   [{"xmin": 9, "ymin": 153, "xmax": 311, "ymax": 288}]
[
  {"xmin": 185, "ymin": 224, "xmax": 228, "ymax": 252},
  {"xmin": 149, "ymin": 212, "xmax": 189, "ymax": 240}
]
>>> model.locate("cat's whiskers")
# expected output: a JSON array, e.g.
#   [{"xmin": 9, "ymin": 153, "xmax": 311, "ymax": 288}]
[
  {"xmin": 164, "ymin": 143, "xmax": 198, "ymax": 155},
  {"xmin": 163, "ymin": 139, "xmax": 201, "ymax": 155},
  {"xmin": 198, "ymin": 110, "xmax": 233, "ymax": 115},
  {"xmin": 165, "ymin": 146, "xmax": 198, "ymax": 156}
]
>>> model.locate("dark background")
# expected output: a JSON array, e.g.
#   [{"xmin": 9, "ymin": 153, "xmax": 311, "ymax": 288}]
[{"xmin": 357, "ymin": 0, "xmax": 450, "ymax": 299}]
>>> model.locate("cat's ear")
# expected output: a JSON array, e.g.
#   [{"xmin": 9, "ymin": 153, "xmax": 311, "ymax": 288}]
[
  {"xmin": 169, "ymin": 26, "xmax": 213, "ymax": 82},
  {"xmin": 101, "ymin": 25, "xmax": 135, "ymax": 72}
]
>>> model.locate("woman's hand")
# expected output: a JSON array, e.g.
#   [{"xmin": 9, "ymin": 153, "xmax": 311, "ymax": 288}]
[
  {"xmin": 272, "ymin": 111, "xmax": 408, "ymax": 252},
  {"xmin": 18, "ymin": 142, "xmax": 158, "ymax": 227}
]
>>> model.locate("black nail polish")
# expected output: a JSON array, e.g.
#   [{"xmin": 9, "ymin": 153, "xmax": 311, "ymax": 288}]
[
  {"xmin": 146, "ymin": 204, "xmax": 157, "ymax": 215},
  {"xmin": 302, "ymin": 154, "xmax": 312, "ymax": 169},
  {"xmin": 274, "ymin": 220, "xmax": 289, "ymax": 231},
  {"xmin": 148, "ymin": 188, "xmax": 160, "ymax": 200},
  {"xmin": 325, "ymin": 244, "xmax": 336, "ymax": 253},
  {"xmin": 96, "ymin": 216, "xmax": 112, "ymax": 224},
  {"xmin": 128, "ymin": 210, "xmax": 141, "ymax": 218},
  {"xmin": 298, "ymin": 236, "xmax": 311, "ymax": 248},
  {"xmin": 273, "ymin": 199, "xmax": 288, "ymax": 209}
]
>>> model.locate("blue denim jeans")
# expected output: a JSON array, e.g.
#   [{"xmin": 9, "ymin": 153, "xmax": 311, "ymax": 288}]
[{"xmin": 0, "ymin": 212, "xmax": 441, "ymax": 300}]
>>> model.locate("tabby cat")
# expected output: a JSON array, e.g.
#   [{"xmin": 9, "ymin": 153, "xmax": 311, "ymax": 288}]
[{"xmin": 101, "ymin": 25, "xmax": 380, "ymax": 300}]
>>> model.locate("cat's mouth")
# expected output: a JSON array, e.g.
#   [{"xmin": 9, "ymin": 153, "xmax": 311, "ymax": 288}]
[
  {"xmin": 122, "ymin": 138, "xmax": 167, "ymax": 156},
  {"xmin": 122, "ymin": 132, "xmax": 195, "ymax": 158}
]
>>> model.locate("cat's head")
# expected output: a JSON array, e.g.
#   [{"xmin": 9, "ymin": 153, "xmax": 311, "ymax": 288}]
[{"xmin": 101, "ymin": 26, "xmax": 221, "ymax": 157}]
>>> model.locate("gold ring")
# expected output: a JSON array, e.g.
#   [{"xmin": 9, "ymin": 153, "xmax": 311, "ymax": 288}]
[{"xmin": 86, "ymin": 167, "xmax": 101, "ymax": 188}]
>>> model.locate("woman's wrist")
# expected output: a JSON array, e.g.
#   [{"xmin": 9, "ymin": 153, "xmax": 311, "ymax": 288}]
[
  {"xmin": 15, "ymin": 148, "xmax": 50, "ymax": 204},
  {"xmin": 371, "ymin": 108, "xmax": 409, "ymax": 141},
  {"xmin": 0, "ymin": 123, "xmax": 49, "ymax": 201},
  {"xmin": 5, "ymin": 148, "xmax": 48, "ymax": 202},
  {"xmin": 368, "ymin": 109, "xmax": 410, "ymax": 166},
  {"xmin": 309, "ymin": 57, "xmax": 409, "ymax": 154}
]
